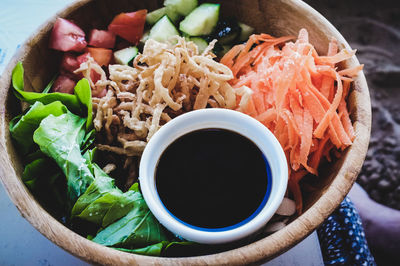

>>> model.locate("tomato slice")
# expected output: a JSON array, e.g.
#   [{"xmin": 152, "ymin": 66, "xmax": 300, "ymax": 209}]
[
  {"xmin": 52, "ymin": 75, "xmax": 76, "ymax": 94},
  {"xmin": 108, "ymin": 9, "xmax": 147, "ymax": 45},
  {"xmin": 88, "ymin": 29, "xmax": 116, "ymax": 48},
  {"xmin": 86, "ymin": 47, "xmax": 113, "ymax": 66},
  {"xmin": 60, "ymin": 53, "xmax": 80, "ymax": 73},
  {"xmin": 49, "ymin": 18, "xmax": 87, "ymax": 52}
]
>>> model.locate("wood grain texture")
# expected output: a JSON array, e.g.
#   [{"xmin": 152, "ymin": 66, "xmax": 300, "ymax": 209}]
[{"xmin": 0, "ymin": 0, "xmax": 371, "ymax": 265}]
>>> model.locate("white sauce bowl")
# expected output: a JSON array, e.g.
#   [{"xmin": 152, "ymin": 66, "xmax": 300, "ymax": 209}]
[{"xmin": 139, "ymin": 109, "xmax": 288, "ymax": 244}]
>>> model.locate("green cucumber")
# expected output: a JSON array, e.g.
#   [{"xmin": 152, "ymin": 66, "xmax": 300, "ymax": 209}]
[
  {"xmin": 146, "ymin": 8, "xmax": 167, "ymax": 25},
  {"xmin": 164, "ymin": 0, "xmax": 198, "ymax": 16},
  {"xmin": 239, "ymin": 22, "xmax": 254, "ymax": 42},
  {"xmin": 190, "ymin": 37, "xmax": 208, "ymax": 54},
  {"xmin": 146, "ymin": 7, "xmax": 181, "ymax": 25},
  {"xmin": 114, "ymin": 47, "xmax": 138, "ymax": 65},
  {"xmin": 179, "ymin": 3, "xmax": 220, "ymax": 36},
  {"xmin": 166, "ymin": 6, "xmax": 181, "ymax": 23},
  {"xmin": 149, "ymin": 15, "xmax": 180, "ymax": 43}
]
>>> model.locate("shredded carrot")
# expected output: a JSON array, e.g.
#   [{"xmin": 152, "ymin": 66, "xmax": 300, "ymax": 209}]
[{"xmin": 224, "ymin": 29, "xmax": 362, "ymax": 213}]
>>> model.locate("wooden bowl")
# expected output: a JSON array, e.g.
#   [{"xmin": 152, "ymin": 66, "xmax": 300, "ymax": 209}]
[{"xmin": 0, "ymin": 0, "xmax": 371, "ymax": 264}]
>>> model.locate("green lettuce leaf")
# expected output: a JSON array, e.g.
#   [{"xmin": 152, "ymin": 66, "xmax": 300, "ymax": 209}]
[
  {"xmin": 73, "ymin": 78, "xmax": 93, "ymax": 131},
  {"xmin": 22, "ymin": 158, "xmax": 67, "ymax": 217},
  {"xmin": 33, "ymin": 112, "xmax": 95, "ymax": 203},
  {"xmin": 92, "ymin": 186, "xmax": 168, "ymax": 249},
  {"xmin": 72, "ymin": 172, "xmax": 136, "ymax": 227},
  {"xmin": 9, "ymin": 101, "xmax": 67, "ymax": 154},
  {"xmin": 114, "ymin": 241, "xmax": 194, "ymax": 256},
  {"xmin": 114, "ymin": 242, "xmax": 166, "ymax": 256},
  {"xmin": 11, "ymin": 62, "xmax": 92, "ymax": 119}
]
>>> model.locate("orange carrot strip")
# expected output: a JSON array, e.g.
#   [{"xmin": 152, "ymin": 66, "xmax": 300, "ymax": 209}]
[
  {"xmin": 316, "ymin": 49, "xmax": 356, "ymax": 65},
  {"xmin": 255, "ymin": 108, "xmax": 277, "ymax": 125},
  {"xmin": 220, "ymin": 44, "xmax": 244, "ymax": 68},
  {"xmin": 338, "ymin": 64, "xmax": 364, "ymax": 77},
  {"xmin": 313, "ymin": 72, "xmax": 343, "ymax": 138}
]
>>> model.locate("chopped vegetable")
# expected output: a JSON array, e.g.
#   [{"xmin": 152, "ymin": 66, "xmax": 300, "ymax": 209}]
[
  {"xmin": 52, "ymin": 75, "xmax": 76, "ymax": 94},
  {"xmin": 86, "ymin": 47, "xmax": 113, "ymax": 66},
  {"xmin": 88, "ymin": 29, "xmax": 116, "ymax": 49},
  {"xmin": 179, "ymin": 3, "xmax": 220, "ymax": 36},
  {"xmin": 113, "ymin": 46, "xmax": 138, "ymax": 65},
  {"xmin": 189, "ymin": 37, "xmax": 208, "ymax": 53},
  {"xmin": 149, "ymin": 15, "xmax": 179, "ymax": 43},
  {"xmin": 146, "ymin": 7, "xmax": 168, "ymax": 25},
  {"xmin": 146, "ymin": 7, "xmax": 181, "ymax": 25},
  {"xmin": 108, "ymin": 10, "xmax": 147, "ymax": 44},
  {"xmin": 222, "ymin": 29, "xmax": 362, "ymax": 213},
  {"xmin": 164, "ymin": 0, "xmax": 198, "ymax": 16},
  {"xmin": 49, "ymin": 18, "xmax": 87, "ymax": 52}
]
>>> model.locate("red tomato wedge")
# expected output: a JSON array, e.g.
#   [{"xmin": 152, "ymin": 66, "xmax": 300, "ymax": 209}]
[
  {"xmin": 108, "ymin": 10, "xmax": 147, "ymax": 44},
  {"xmin": 49, "ymin": 18, "xmax": 87, "ymax": 52},
  {"xmin": 86, "ymin": 47, "xmax": 113, "ymax": 66},
  {"xmin": 88, "ymin": 29, "xmax": 116, "ymax": 48},
  {"xmin": 77, "ymin": 52, "xmax": 90, "ymax": 65},
  {"xmin": 60, "ymin": 53, "xmax": 80, "ymax": 73},
  {"xmin": 51, "ymin": 75, "xmax": 76, "ymax": 94}
]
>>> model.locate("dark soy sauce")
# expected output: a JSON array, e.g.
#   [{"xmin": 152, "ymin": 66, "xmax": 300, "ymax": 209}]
[{"xmin": 155, "ymin": 128, "xmax": 269, "ymax": 229}]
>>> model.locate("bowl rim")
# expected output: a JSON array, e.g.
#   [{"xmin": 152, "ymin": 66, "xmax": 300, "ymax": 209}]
[{"xmin": 0, "ymin": 0, "xmax": 371, "ymax": 265}]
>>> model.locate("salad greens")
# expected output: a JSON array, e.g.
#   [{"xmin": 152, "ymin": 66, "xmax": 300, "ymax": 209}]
[
  {"xmin": 11, "ymin": 62, "xmax": 91, "ymax": 117},
  {"xmin": 9, "ymin": 101, "xmax": 68, "ymax": 155},
  {"xmin": 9, "ymin": 63, "xmax": 186, "ymax": 256},
  {"xmin": 92, "ymin": 183, "xmax": 168, "ymax": 248},
  {"xmin": 33, "ymin": 111, "xmax": 94, "ymax": 203}
]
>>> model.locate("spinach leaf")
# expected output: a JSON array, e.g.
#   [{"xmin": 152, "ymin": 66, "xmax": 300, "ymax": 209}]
[
  {"xmin": 9, "ymin": 101, "xmax": 67, "ymax": 154},
  {"xmin": 11, "ymin": 62, "xmax": 87, "ymax": 116},
  {"xmin": 80, "ymin": 129, "xmax": 96, "ymax": 154},
  {"xmin": 33, "ymin": 112, "xmax": 95, "ymax": 204},
  {"xmin": 72, "ymin": 172, "xmax": 136, "ymax": 227},
  {"xmin": 73, "ymin": 79, "xmax": 93, "ymax": 131},
  {"xmin": 114, "ymin": 242, "xmax": 166, "ymax": 256},
  {"xmin": 22, "ymin": 158, "xmax": 67, "ymax": 217},
  {"xmin": 11, "ymin": 61, "xmax": 24, "ymax": 91},
  {"xmin": 92, "ymin": 187, "xmax": 168, "ymax": 249},
  {"xmin": 114, "ymin": 241, "xmax": 194, "ymax": 256}
]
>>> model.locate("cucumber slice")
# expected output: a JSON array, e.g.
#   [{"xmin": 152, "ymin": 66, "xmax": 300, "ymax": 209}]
[
  {"xmin": 190, "ymin": 37, "xmax": 208, "ymax": 54},
  {"xmin": 179, "ymin": 3, "xmax": 220, "ymax": 36},
  {"xmin": 164, "ymin": 0, "xmax": 198, "ymax": 16},
  {"xmin": 114, "ymin": 46, "xmax": 138, "ymax": 65},
  {"xmin": 149, "ymin": 15, "xmax": 180, "ymax": 43},
  {"xmin": 239, "ymin": 22, "xmax": 254, "ymax": 42},
  {"xmin": 146, "ymin": 7, "xmax": 181, "ymax": 25},
  {"xmin": 146, "ymin": 7, "xmax": 167, "ymax": 25},
  {"xmin": 165, "ymin": 6, "xmax": 181, "ymax": 23}
]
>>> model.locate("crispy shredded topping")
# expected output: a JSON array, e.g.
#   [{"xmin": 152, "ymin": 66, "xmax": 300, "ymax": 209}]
[{"xmin": 91, "ymin": 37, "xmax": 236, "ymax": 164}]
